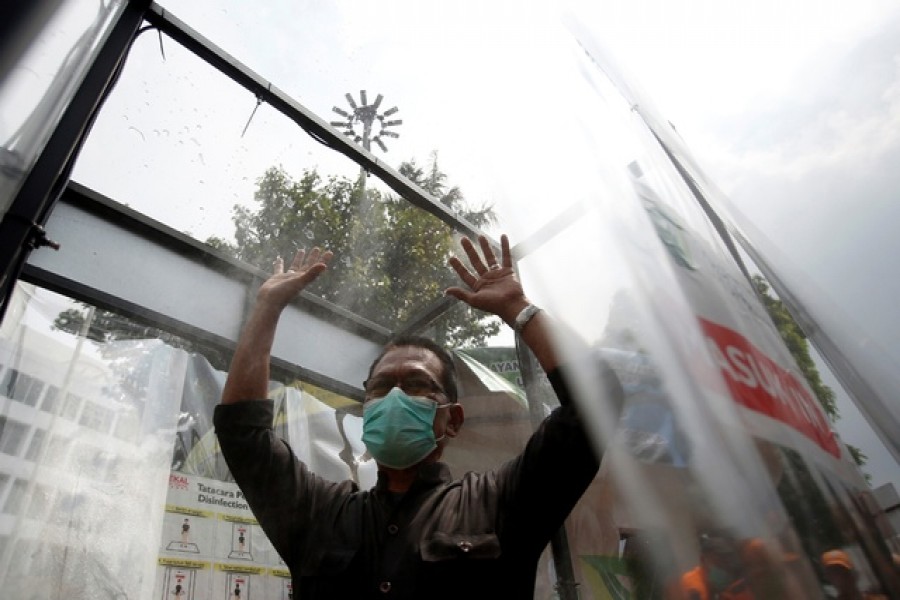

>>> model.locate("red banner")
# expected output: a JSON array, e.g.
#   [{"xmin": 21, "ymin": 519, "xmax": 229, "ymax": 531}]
[{"xmin": 699, "ymin": 317, "xmax": 840, "ymax": 458}]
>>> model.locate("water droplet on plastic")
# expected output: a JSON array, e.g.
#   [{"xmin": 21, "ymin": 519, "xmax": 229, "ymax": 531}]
[{"xmin": 127, "ymin": 126, "xmax": 146, "ymax": 142}]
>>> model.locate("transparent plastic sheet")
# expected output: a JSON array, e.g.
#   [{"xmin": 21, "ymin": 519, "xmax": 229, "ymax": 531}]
[
  {"xmin": 514, "ymin": 14, "xmax": 900, "ymax": 599},
  {"xmin": 0, "ymin": 0, "xmax": 126, "ymax": 215},
  {"xmin": 0, "ymin": 283, "xmax": 540, "ymax": 597},
  {"xmin": 3, "ymin": 1, "xmax": 898, "ymax": 598},
  {"xmin": 0, "ymin": 274, "xmax": 893, "ymax": 599},
  {"xmin": 0, "ymin": 283, "xmax": 182, "ymax": 599},
  {"xmin": 584, "ymin": 12, "xmax": 900, "ymax": 472},
  {"xmin": 734, "ymin": 217, "xmax": 900, "ymax": 467},
  {"xmin": 70, "ymin": 26, "xmax": 469, "ymax": 332}
]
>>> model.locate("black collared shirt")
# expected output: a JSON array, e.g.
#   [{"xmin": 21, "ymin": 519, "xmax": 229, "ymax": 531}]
[{"xmin": 214, "ymin": 369, "xmax": 600, "ymax": 599}]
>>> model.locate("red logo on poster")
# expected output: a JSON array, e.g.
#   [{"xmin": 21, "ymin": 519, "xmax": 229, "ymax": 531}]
[{"xmin": 699, "ymin": 318, "xmax": 840, "ymax": 458}]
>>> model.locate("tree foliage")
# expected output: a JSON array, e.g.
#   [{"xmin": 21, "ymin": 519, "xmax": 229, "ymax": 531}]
[
  {"xmin": 752, "ymin": 275, "xmax": 867, "ymax": 469},
  {"xmin": 207, "ymin": 152, "xmax": 498, "ymax": 347},
  {"xmin": 751, "ymin": 275, "xmax": 837, "ymax": 420}
]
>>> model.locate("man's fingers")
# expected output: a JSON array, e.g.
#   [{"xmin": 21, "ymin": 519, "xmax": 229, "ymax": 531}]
[
  {"xmin": 273, "ymin": 256, "xmax": 285, "ymax": 275},
  {"xmin": 289, "ymin": 248, "xmax": 306, "ymax": 271},
  {"xmin": 461, "ymin": 237, "xmax": 488, "ymax": 273},
  {"xmin": 501, "ymin": 234, "xmax": 512, "ymax": 269},
  {"xmin": 478, "ymin": 235, "xmax": 498, "ymax": 267},
  {"xmin": 305, "ymin": 247, "xmax": 322, "ymax": 266},
  {"xmin": 449, "ymin": 256, "xmax": 477, "ymax": 287},
  {"xmin": 444, "ymin": 287, "xmax": 472, "ymax": 304},
  {"xmin": 300, "ymin": 262, "xmax": 327, "ymax": 282},
  {"xmin": 288, "ymin": 247, "xmax": 334, "ymax": 274}
]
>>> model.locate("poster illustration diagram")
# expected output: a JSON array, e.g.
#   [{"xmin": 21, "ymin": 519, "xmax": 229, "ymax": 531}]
[
  {"xmin": 158, "ymin": 558, "xmax": 208, "ymax": 600},
  {"xmin": 226, "ymin": 572, "xmax": 249, "ymax": 600},
  {"xmin": 162, "ymin": 566, "xmax": 196, "ymax": 600},
  {"xmin": 167, "ymin": 516, "xmax": 201, "ymax": 553},
  {"xmin": 228, "ymin": 522, "xmax": 252, "ymax": 560},
  {"xmin": 157, "ymin": 472, "xmax": 286, "ymax": 599},
  {"xmin": 279, "ymin": 576, "xmax": 292, "ymax": 600},
  {"xmin": 268, "ymin": 568, "xmax": 292, "ymax": 600}
]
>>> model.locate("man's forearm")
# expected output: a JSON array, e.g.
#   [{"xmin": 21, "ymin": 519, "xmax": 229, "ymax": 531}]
[{"xmin": 221, "ymin": 302, "xmax": 283, "ymax": 405}]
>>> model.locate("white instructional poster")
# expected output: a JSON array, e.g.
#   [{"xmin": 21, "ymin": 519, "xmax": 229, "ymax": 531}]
[{"xmin": 155, "ymin": 471, "xmax": 293, "ymax": 600}]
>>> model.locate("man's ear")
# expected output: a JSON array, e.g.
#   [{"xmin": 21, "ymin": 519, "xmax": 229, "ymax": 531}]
[{"xmin": 445, "ymin": 404, "xmax": 465, "ymax": 437}]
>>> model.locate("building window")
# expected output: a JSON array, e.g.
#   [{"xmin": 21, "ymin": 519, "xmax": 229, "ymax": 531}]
[
  {"xmin": 1, "ymin": 370, "xmax": 44, "ymax": 407},
  {"xmin": 45, "ymin": 434, "xmax": 71, "ymax": 463},
  {"xmin": 40, "ymin": 385, "xmax": 61, "ymax": 413},
  {"xmin": 0, "ymin": 419, "xmax": 29, "ymax": 456},
  {"xmin": 113, "ymin": 410, "xmax": 139, "ymax": 441},
  {"xmin": 26, "ymin": 484, "xmax": 53, "ymax": 519},
  {"xmin": 61, "ymin": 393, "xmax": 83, "ymax": 421},
  {"xmin": 24, "ymin": 428, "xmax": 47, "ymax": 461},
  {"xmin": 0, "ymin": 368, "xmax": 15, "ymax": 398},
  {"xmin": 79, "ymin": 401, "xmax": 113, "ymax": 434},
  {"xmin": 4, "ymin": 479, "xmax": 28, "ymax": 514}
]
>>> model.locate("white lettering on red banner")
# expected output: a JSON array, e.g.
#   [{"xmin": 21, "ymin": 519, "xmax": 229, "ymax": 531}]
[{"xmin": 699, "ymin": 318, "xmax": 840, "ymax": 458}]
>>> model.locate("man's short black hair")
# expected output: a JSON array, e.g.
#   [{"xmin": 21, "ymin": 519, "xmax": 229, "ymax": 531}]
[{"xmin": 366, "ymin": 335, "xmax": 458, "ymax": 403}]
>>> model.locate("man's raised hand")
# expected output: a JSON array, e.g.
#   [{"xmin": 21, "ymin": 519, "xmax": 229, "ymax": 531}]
[
  {"xmin": 257, "ymin": 247, "xmax": 333, "ymax": 310},
  {"xmin": 445, "ymin": 234, "xmax": 529, "ymax": 325}
]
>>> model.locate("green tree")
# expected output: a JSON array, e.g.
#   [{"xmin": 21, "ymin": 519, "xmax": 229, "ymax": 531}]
[
  {"xmin": 752, "ymin": 275, "xmax": 867, "ymax": 470},
  {"xmin": 207, "ymin": 152, "xmax": 498, "ymax": 347}
]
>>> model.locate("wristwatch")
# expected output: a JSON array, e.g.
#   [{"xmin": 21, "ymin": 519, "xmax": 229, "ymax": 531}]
[{"xmin": 513, "ymin": 304, "xmax": 542, "ymax": 335}]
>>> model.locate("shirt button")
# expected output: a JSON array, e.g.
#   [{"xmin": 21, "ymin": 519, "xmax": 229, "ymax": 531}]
[
  {"xmin": 379, "ymin": 581, "xmax": 392, "ymax": 593},
  {"xmin": 457, "ymin": 540, "xmax": 473, "ymax": 553},
  {"xmin": 387, "ymin": 524, "xmax": 399, "ymax": 535}
]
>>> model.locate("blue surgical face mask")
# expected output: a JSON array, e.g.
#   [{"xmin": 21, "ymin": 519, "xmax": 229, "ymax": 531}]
[{"xmin": 362, "ymin": 387, "xmax": 449, "ymax": 469}]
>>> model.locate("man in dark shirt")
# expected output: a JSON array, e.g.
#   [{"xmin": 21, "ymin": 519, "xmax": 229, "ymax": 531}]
[{"xmin": 215, "ymin": 234, "xmax": 613, "ymax": 598}]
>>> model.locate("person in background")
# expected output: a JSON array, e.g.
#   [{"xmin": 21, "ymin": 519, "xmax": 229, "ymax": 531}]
[
  {"xmin": 680, "ymin": 530, "xmax": 754, "ymax": 600},
  {"xmin": 821, "ymin": 549, "xmax": 888, "ymax": 600}
]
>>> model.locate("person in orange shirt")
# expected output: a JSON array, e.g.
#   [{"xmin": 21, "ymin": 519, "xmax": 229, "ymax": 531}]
[
  {"xmin": 680, "ymin": 531, "xmax": 754, "ymax": 600},
  {"xmin": 821, "ymin": 549, "xmax": 888, "ymax": 600}
]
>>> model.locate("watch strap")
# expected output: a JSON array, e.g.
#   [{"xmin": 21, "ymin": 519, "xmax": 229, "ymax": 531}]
[{"xmin": 513, "ymin": 304, "xmax": 542, "ymax": 334}]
